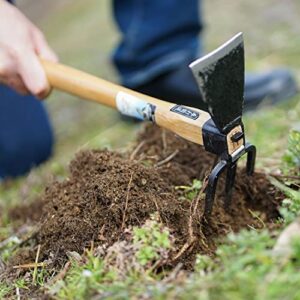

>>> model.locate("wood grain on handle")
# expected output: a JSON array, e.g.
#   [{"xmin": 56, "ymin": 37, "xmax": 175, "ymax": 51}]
[
  {"xmin": 41, "ymin": 59, "xmax": 169, "ymax": 109},
  {"xmin": 155, "ymin": 104, "xmax": 210, "ymax": 145},
  {"xmin": 41, "ymin": 59, "xmax": 210, "ymax": 146}
]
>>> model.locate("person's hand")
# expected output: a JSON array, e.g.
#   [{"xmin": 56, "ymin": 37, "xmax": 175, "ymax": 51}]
[{"xmin": 0, "ymin": 0, "xmax": 58, "ymax": 98}]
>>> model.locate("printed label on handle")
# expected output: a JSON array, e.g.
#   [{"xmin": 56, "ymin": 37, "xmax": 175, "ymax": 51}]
[
  {"xmin": 170, "ymin": 105, "xmax": 199, "ymax": 120},
  {"xmin": 116, "ymin": 92, "xmax": 156, "ymax": 122}
]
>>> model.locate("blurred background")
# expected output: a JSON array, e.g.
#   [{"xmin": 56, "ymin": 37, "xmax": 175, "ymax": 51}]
[{"xmin": 11, "ymin": 0, "xmax": 300, "ymax": 180}]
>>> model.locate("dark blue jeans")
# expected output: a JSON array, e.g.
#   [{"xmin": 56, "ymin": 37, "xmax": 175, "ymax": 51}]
[
  {"xmin": 112, "ymin": 0, "xmax": 203, "ymax": 88},
  {"xmin": 0, "ymin": 85, "xmax": 53, "ymax": 178}
]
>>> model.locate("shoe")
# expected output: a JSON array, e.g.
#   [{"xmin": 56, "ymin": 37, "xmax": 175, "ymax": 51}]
[
  {"xmin": 244, "ymin": 69, "xmax": 298, "ymax": 111},
  {"xmin": 133, "ymin": 66, "xmax": 208, "ymax": 111},
  {"xmin": 133, "ymin": 66, "xmax": 298, "ymax": 112}
]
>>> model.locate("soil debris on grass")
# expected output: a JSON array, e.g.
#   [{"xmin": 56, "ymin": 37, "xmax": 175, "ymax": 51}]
[{"xmin": 7, "ymin": 125, "xmax": 284, "ymax": 273}]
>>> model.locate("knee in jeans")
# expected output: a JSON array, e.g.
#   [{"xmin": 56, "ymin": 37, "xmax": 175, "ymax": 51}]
[{"xmin": 0, "ymin": 129, "xmax": 54, "ymax": 177}]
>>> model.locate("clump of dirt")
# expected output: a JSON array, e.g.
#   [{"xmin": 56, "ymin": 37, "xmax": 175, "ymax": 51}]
[
  {"xmin": 35, "ymin": 149, "xmax": 190, "ymax": 267},
  {"xmin": 9, "ymin": 125, "xmax": 283, "ymax": 270}
]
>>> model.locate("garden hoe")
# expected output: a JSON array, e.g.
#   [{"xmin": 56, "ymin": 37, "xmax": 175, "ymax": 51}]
[{"xmin": 40, "ymin": 32, "xmax": 256, "ymax": 217}]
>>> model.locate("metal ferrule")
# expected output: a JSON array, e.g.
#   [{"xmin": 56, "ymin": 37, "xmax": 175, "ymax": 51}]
[{"xmin": 202, "ymin": 118, "xmax": 245, "ymax": 161}]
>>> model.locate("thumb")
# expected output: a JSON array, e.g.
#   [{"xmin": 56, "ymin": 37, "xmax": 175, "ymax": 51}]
[
  {"xmin": 33, "ymin": 29, "xmax": 58, "ymax": 63},
  {"xmin": 18, "ymin": 49, "xmax": 51, "ymax": 99}
]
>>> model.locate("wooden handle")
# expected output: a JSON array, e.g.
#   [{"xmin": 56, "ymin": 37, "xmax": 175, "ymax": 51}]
[
  {"xmin": 41, "ymin": 59, "xmax": 169, "ymax": 109},
  {"xmin": 41, "ymin": 59, "xmax": 212, "ymax": 146}
]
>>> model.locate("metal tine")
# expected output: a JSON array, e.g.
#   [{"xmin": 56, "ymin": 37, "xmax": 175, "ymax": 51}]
[
  {"xmin": 245, "ymin": 143, "xmax": 256, "ymax": 175},
  {"xmin": 204, "ymin": 143, "xmax": 256, "ymax": 219},
  {"xmin": 224, "ymin": 162, "xmax": 238, "ymax": 209},
  {"xmin": 204, "ymin": 160, "xmax": 228, "ymax": 217}
]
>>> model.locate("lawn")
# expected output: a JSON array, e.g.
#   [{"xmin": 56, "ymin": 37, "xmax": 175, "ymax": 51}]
[{"xmin": 0, "ymin": 0, "xmax": 300, "ymax": 299}]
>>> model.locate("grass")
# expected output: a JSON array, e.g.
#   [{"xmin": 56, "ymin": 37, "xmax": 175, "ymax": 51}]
[{"xmin": 1, "ymin": 0, "xmax": 300, "ymax": 298}]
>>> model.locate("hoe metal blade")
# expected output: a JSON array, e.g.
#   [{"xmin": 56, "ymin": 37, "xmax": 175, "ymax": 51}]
[{"xmin": 189, "ymin": 33, "xmax": 245, "ymax": 134}]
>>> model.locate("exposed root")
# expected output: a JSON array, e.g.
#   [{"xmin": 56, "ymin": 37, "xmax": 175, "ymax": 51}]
[
  {"xmin": 172, "ymin": 182, "xmax": 208, "ymax": 262},
  {"xmin": 172, "ymin": 237, "xmax": 197, "ymax": 262},
  {"xmin": 49, "ymin": 261, "xmax": 71, "ymax": 285},
  {"xmin": 161, "ymin": 129, "xmax": 168, "ymax": 153},
  {"xmin": 155, "ymin": 150, "xmax": 179, "ymax": 167},
  {"xmin": 130, "ymin": 141, "xmax": 146, "ymax": 161}
]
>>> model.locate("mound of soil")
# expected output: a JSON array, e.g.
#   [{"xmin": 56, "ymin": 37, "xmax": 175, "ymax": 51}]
[{"xmin": 9, "ymin": 125, "xmax": 283, "ymax": 269}]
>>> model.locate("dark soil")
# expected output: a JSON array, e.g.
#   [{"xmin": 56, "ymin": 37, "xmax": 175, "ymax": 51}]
[{"xmin": 9, "ymin": 125, "xmax": 283, "ymax": 271}]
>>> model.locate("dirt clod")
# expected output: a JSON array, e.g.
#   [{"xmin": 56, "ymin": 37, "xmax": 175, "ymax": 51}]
[{"xmin": 9, "ymin": 125, "xmax": 283, "ymax": 269}]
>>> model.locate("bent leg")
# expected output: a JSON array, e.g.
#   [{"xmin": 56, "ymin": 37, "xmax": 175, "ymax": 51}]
[
  {"xmin": 112, "ymin": 0, "xmax": 203, "ymax": 88},
  {"xmin": 0, "ymin": 85, "xmax": 54, "ymax": 178}
]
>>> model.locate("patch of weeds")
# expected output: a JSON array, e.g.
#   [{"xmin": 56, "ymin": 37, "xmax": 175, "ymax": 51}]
[
  {"xmin": 49, "ymin": 216, "xmax": 173, "ymax": 299},
  {"xmin": 282, "ymin": 129, "xmax": 300, "ymax": 175},
  {"xmin": 52, "ymin": 253, "xmax": 117, "ymax": 299},
  {"xmin": 269, "ymin": 131, "xmax": 300, "ymax": 224},
  {"xmin": 271, "ymin": 178, "xmax": 300, "ymax": 224},
  {"xmin": 31, "ymin": 267, "xmax": 50, "ymax": 287},
  {"xmin": 51, "ymin": 229, "xmax": 300, "ymax": 300},
  {"xmin": 215, "ymin": 229, "xmax": 275, "ymax": 265},
  {"xmin": 0, "ymin": 236, "xmax": 21, "ymax": 263},
  {"xmin": 177, "ymin": 229, "xmax": 300, "ymax": 300},
  {"xmin": 14, "ymin": 278, "xmax": 29, "ymax": 291},
  {"xmin": 0, "ymin": 282, "xmax": 12, "ymax": 299},
  {"xmin": 194, "ymin": 254, "xmax": 215, "ymax": 273},
  {"xmin": 175, "ymin": 179, "xmax": 202, "ymax": 201},
  {"xmin": 133, "ymin": 214, "xmax": 171, "ymax": 266}
]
